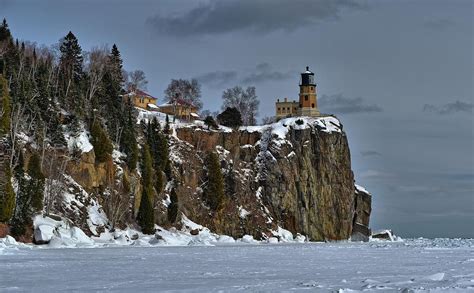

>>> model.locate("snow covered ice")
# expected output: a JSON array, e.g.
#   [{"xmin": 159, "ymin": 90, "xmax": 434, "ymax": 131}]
[{"xmin": 1, "ymin": 238, "xmax": 473, "ymax": 292}]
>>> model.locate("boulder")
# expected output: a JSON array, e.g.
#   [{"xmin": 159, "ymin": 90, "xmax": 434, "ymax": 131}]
[
  {"xmin": 371, "ymin": 230, "xmax": 395, "ymax": 241},
  {"xmin": 33, "ymin": 224, "xmax": 55, "ymax": 245}
]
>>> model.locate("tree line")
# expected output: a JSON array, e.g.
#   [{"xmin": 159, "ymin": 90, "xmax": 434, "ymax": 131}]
[{"xmin": 0, "ymin": 18, "xmax": 262, "ymax": 237}]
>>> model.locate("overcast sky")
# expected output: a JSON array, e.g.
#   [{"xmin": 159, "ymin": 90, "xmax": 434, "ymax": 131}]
[{"xmin": 2, "ymin": 0, "xmax": 473, "ymax": 238}]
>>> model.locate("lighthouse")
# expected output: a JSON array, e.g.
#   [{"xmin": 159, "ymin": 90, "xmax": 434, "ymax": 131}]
[{"xmin": 297, "ymin": 66, "xmax": 320, "ymax": 117}]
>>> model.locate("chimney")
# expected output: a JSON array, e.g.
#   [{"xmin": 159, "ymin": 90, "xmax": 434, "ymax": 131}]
[{"xmin": 284, "ymin": 97, "xmax": 288, "ymax": 102}]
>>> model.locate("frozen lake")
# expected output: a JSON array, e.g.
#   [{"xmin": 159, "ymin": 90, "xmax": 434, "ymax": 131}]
[{"xmin": 1, "ymin": 239, "xmax": 474, "ymax": 292}]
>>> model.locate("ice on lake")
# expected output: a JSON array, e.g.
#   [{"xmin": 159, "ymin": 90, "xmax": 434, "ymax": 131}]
[{"xmin": 1, "ymin": 239, "xmax": 474, "ymax": 292}]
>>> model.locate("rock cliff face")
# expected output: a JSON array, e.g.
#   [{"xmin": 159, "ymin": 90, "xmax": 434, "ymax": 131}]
[
  {"xmin": 166, "ymin": 116, "xmax": 371, "ymax": 241},
  {"xmin": 31, "ymin": 115, "xmax": 371, "ymax": 242}
]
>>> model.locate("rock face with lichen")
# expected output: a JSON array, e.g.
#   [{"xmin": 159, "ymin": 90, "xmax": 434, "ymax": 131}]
[{"xmin": 165, "ymin": 116, "xmax": 371, "ymax": 241}]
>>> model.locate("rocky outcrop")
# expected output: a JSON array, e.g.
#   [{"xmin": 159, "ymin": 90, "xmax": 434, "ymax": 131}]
[
  {"xmin": 167, "ymin": 116, "xmax": 372, "ymax": 241},
  {"xmin": 351, "ymin": 185, "xmax": 372, "ymax": 241},
  {"xmin": 19, "ymin": 115, "xmax": 371, "ymax": 243}
]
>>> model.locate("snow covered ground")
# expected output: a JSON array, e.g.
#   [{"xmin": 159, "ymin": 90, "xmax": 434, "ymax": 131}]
[{"xmin": 1, "ymin": 239, "xmax": 473, "ymax": 292}]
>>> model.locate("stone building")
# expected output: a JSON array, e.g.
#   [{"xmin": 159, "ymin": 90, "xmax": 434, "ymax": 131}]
[
  {"xmin": 275, "ymin": 98, "xmax": 298, "ymax": 118},
  {"xmin": 275, "ymin": 66, "xmax": 320, "ymax": 118}
]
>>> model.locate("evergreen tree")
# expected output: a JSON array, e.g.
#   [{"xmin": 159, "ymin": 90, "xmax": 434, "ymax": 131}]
[
  {"xmin": 217, "ymin": 107, "xmax": 243, "ymax": 128},
  {"xmin": 90, "ymin": 120, "xmax": 113, "ymax": 163},
  {"xmin": 167, "ymin": 188, "xmax": 178, "ymax": 223},
  {"xmin": 0, "ymin": 19, "xmax": 12, "ymax": 42},
  {"xmin": 0, "ymin": 166, "xmax": 15, "ymax": 223},
  {"xmin": 10, "ymin": 151, "xmax": 29, "ymax": 236},
  {"xmin": 204, "ymin": 115, "xmax": 218, "ymax": 130},
  {"xmin": 0, "ymin": 75, "xmax": 11, "ymax": 136},
  {"xmin": 145, "ymin": 117, "xmax": 170, "ymax": 194},
  {"xmin": 164, "ymin": 114, "xmax": 170, "ymax": 135},
  {"xmin": 203, "ymin": 152, "xmax": 225, "ymax": 211},
  {"xmin": 57, "ymin": 31, "xmax": 85, "ymax": 118},
  {"xmin": 137, "ymin": 144, "xmax": 155, "ymax": 234},
  {"xmin": 121, "ymin": 101, "xmax": 138, "ymax": 170},
  {"xmin": 28, "ymin": 153, "xmax": 45, "ymax": 213}
]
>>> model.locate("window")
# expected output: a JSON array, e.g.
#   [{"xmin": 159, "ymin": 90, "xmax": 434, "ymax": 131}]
[
  {"xmin": 294, "ymin": 107, "xmax": 297, "ymax": 111},
  {"xmin": 305, "ymin": 95, "xmax": 308, "ymax": 101},
  {"xmin": 287, "ymin": 107, "xmax": 290, "ymax": 111},
  {"xmin": 312, "ymin": 103, "xmax": 315, "ymax": 108},
  {"xmin": 278, "ymin": 107, "xmax": 280, "ymax": 111},
  {"xmin": 310, "ymin": 87, "xmax": 313, "ymax": 91}
]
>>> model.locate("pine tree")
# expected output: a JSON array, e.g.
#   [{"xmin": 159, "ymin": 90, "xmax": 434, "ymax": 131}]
[
  {"xmin": 90, "ymin": 120, "xmax": 113, "ymax": 163},
  {"xmin": 164, "ymin": 114, "xmax": 170, "ymax": 135},
  {"xmin": 0, "ymin": 19, "xmax": 12, "ymax": 42},
  {"xmin": 204, "ymin": 115, "xmax": 218, "ymax": 130},
  {"xmin": 0, "ymin": 75, "xmax": 11, "ymax": 136},
  {"xmin": 204, "ymin": 152, "xmax": 225, "ymax": 211},
  {"xmin": 28, "ymin": 153, "xmax": 45, "ymax": 213},
  {"xmin": 217, "ymin": 107, "xmax": 243, "ymax": 128},
  {"xmin": 167, "ymin": 188, "xmax": 178, "ymax": 223},
  {"xmin": 137, "ymin": 144, "xmax": 155, "ymax": 234},
  {"xmin": 58, "ymin": 31, "xmax": 84, "ymax": 115},
  {"xmin": 0, "ymin": 166, "xmax": 15, "ymax": 223},
  {"xmin": 10, "ymin": 151, "xmax": 29, "ymax": 236}
]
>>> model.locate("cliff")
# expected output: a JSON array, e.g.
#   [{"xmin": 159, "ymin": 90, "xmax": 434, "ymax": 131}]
[
  {"xmin": 161, "ymin": 116, "xmax": 371, "ymax": 241},
  {"xmin": 19, "ymin": 115, "xmax": 371, "ymax": 243}
]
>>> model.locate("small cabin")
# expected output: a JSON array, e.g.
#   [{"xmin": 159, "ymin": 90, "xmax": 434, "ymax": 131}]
[{"xmin": 125, "ymin": 89, "xmax": 159, "ymax": 111}]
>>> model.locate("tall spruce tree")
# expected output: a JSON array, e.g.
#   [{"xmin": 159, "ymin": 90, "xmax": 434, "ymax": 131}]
[
  {"xmin": 58, "ymin": 31, "xmax": 84, "ymax": 115},
  {"xmin": 167, "ymin": 188, "xmax": 178, "ymax": 223},
  {"xmin": 137, "ymin": 144, "xmax": 155, "ymax": 234},
  {"xmin": 10, "ymin": 151, "xmax": 29, "ymax": 236},
  {"xmin": 28, "ymin": 153, "xmax": 45, "ymax": 213},
  {"xmin": 0, "ymin": 167, "xmax": 15, "ymax": 223},
  {"xmin": 0, "ymin": 75, "xmax": 11, "ymax": 136},
  {"xmin": 90, "ymin": 120, "xmax": 113, "ymax": 163},
  {"xmin": 204, "ymin": 152, "xmax": 225, "ymax": 211}
]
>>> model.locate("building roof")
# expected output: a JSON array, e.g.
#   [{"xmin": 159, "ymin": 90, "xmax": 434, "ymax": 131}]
[
  {"xmin": 126, "ymin": 89, "xmax": 158, "ymax": 100},
  {"xmin": 159, "ymin": 97, "xmax": 196, "ymax": 108}
]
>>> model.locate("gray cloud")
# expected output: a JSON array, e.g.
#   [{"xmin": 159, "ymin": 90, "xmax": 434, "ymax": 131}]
[
  {"xmin": 361, "ymin": 150, "xmax": 381, "ymax": 157},
  {"xmin": 319, "ymin": 93, "xmax": 383, "ymax": 114},
  {"xmin": 423, "ymin": 100, "xmax": 473, "ymax": 115},
  {"xmin": 423, "ymin": 18, "xmax": 455, "ymax": 31},
  {"xmin": 194, "ymin": 70, "xmax": 238, "ymax": 88},
  {"xmin": 241, "ymin": 62, "xmax": 292, "ymax": 84},
  {"xmin": 146, "ymin": 0, "xmax": 366, "ymax": 36},
  {"xmin": 196, "ymin": 63, "xmax": 293, "ymax": 88}
]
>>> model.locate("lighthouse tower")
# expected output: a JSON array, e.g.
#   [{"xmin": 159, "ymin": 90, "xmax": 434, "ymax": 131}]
[{"xmin": 297, "ymin": 66, "xmax": 320, "ymax": 117}]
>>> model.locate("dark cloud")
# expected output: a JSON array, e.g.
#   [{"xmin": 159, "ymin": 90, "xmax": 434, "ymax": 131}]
[
  {"xmin": 194, "ymin": 70, "xmax": 238, "ymax": 88},
  {"xmin": 423, "ymin": 18, "xmax": 455, "ymax": 30},
  {"xmin": 146, "ymin": 0, "xmax": 366, "ymax": 36},
  {"xmin": 423, "ymin": 100, "xmax": 473, "ymax": 115},
  {"xmin": 361, "ymin": 150, "xmax": 381, "ymax": 157},
  {"xmin": 241, "ymin": 62, "xmax": 292, "ymax": 84},
  {"xmin": 196, "ymin": 63, "xmax": 292, "ymax": 87},
  {"xmin": 319, "ymin": 94, "xmax": 383, "ymax": 114}
]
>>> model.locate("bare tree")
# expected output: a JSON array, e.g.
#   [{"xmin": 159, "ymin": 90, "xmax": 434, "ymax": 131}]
[
  {"xmin": 221, "ymin": 86, "xmax": 259, "ymax": 126},
  {"xmin": 103, "ymin": 174, "xmax": 130, "ymax": 231},
  {"xmin": 164, "ymin": 78, "xmax": 203, "ymax": 110},
  {"xmin": 43, "ymin": 149, "xmax": 70, "ymax": 216},
  {"xmin": 261, "ymin": 116, "xmax": 276, "ymax": 125},
  {"xmin": 126, "ymin": 70, "xmax": 148, "ymax": 91},
  {"xmin": 85, "ymin": 46, "xmax": 108, "ymax": 106}
]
